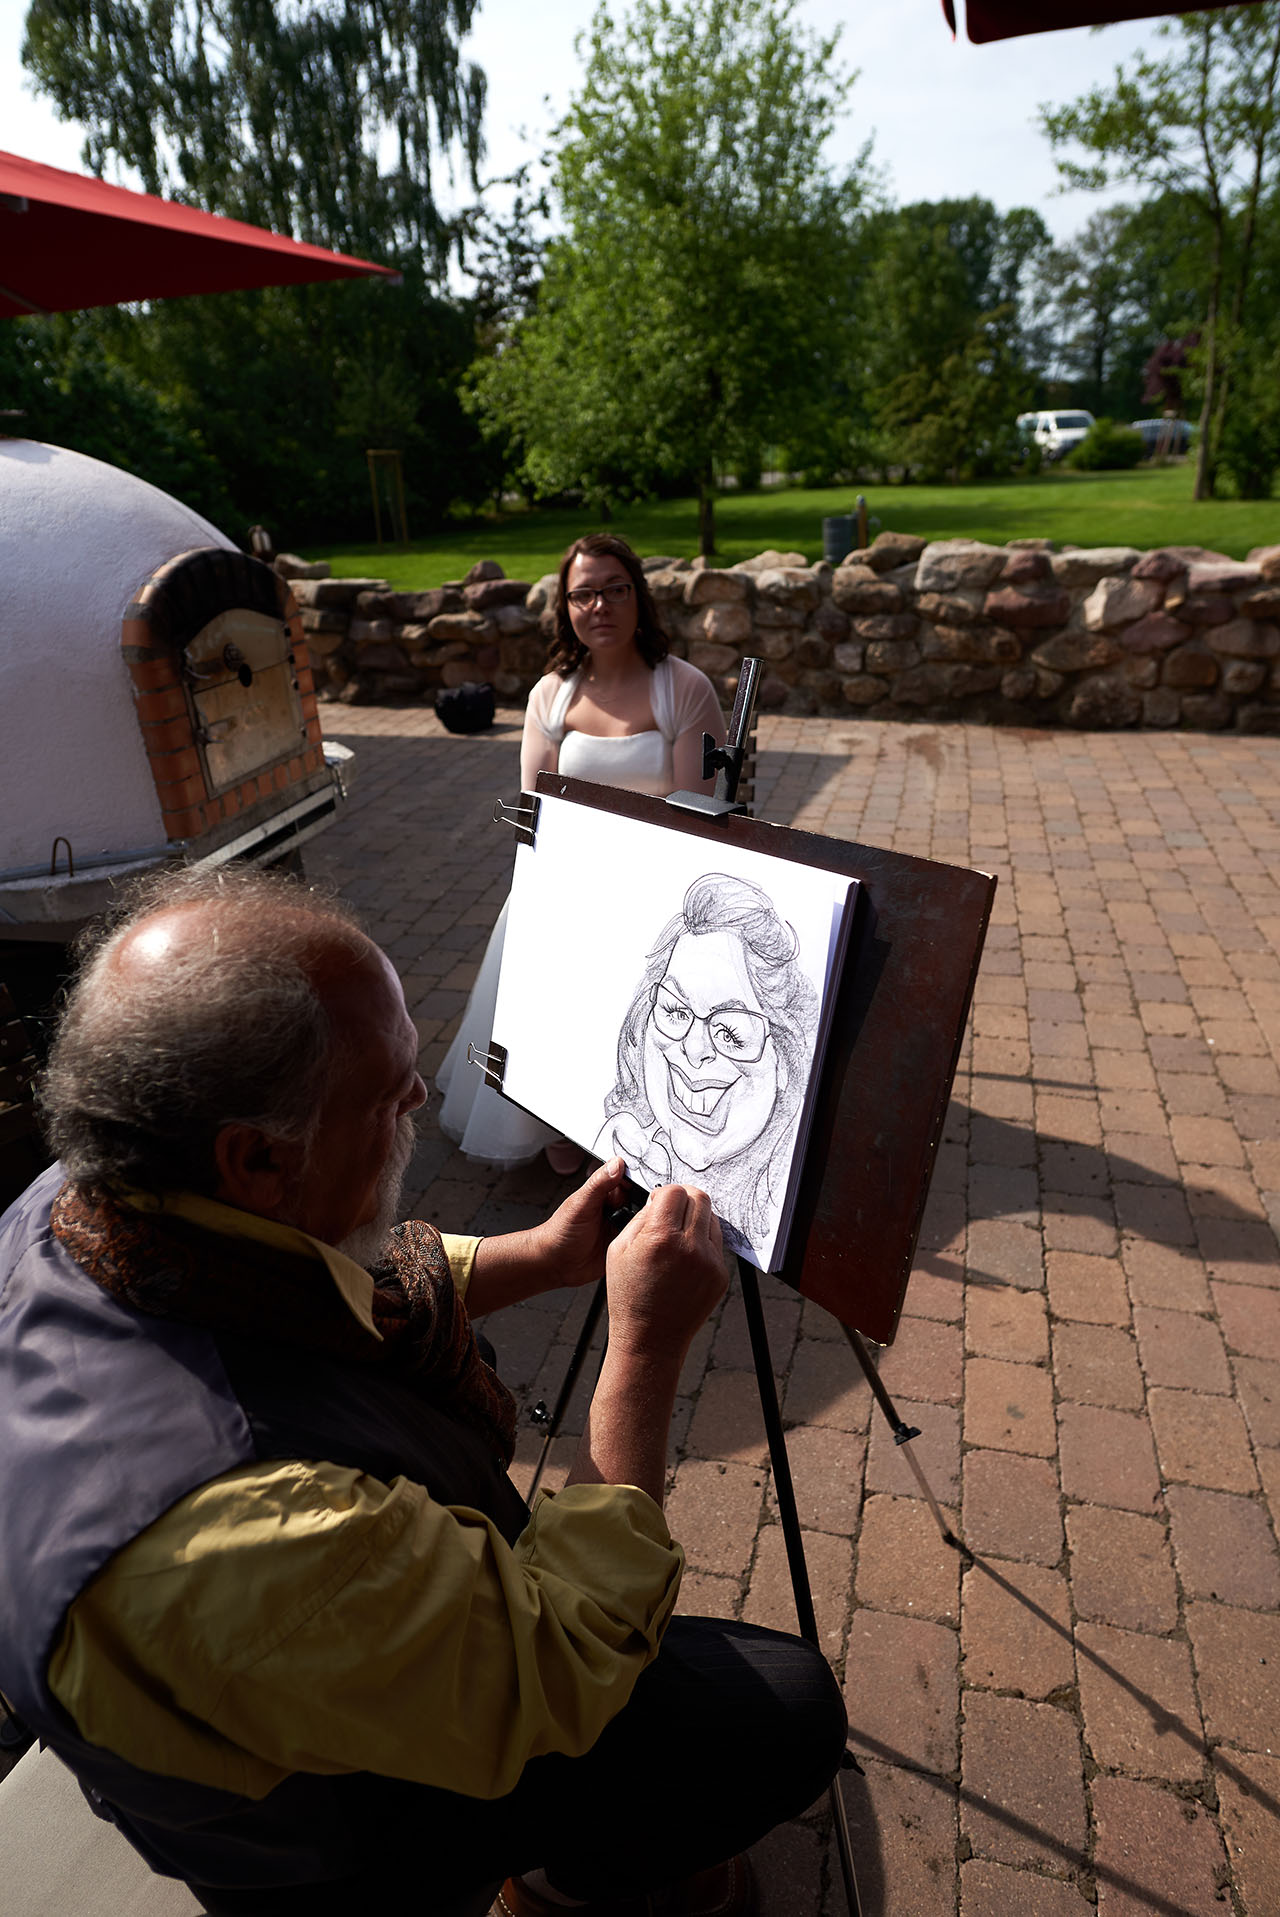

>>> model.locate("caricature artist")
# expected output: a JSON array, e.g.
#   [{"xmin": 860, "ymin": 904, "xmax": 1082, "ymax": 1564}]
[{"xmin": 0, "ymin": 868, "xmax": 846, "ymax": 1917}]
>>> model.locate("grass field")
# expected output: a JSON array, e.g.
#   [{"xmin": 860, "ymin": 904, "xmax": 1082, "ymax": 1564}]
[{"xmin": 314, "ymin": 463, "xmax": 1280, "ymax": 588}]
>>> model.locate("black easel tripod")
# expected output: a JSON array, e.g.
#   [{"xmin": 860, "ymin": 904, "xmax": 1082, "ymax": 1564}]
[{"xmin": 521, "ymin": 659, "xmax": 970, "ymax": 1917}]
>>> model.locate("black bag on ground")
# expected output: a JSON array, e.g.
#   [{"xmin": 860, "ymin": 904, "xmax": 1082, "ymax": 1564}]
[{"xmin": 434, "ymin": 682, "xmax": 495, "ymax": 734}]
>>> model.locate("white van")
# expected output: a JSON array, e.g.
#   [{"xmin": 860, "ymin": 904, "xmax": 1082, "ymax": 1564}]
[{"xmin": 1016, "ymin": 410, "xmax": 1096, "ymax": 461}]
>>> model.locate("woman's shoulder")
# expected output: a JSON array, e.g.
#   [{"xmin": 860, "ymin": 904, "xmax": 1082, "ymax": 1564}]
[
  {"xmin": 658, "ymin": 653, "xmax": 725, "ymax": 728},
  {"xmin": 527, "ymin": 669, "xmax": 576, "ymax": 723}
]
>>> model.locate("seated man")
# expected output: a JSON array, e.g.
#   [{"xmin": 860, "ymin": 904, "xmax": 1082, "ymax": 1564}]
[{"xmin": 0, "ymin": 868, "xmax": 846, "ymax": 1917}]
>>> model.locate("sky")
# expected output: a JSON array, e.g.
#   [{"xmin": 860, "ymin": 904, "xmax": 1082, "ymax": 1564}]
[{"xmin": 0, "ymin": 0, "xmax": 1166, "ymax": 247}]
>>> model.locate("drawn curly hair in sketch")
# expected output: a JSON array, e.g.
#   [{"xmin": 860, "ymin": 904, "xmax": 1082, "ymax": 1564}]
[{"xmin": 597, "ymin": 874, "xmax": 819, "ymax": 1248}]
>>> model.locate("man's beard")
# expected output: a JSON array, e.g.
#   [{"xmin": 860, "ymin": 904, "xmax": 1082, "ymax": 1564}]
[{"xmin": 337, "ymin": 1112, "xmax": 418, "ymax": 1268}]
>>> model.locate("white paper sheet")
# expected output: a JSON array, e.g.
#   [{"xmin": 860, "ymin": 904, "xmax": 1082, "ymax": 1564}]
[{"xmin": 492, "ymin": 793, "xmax": 857, "ymax": 1272}]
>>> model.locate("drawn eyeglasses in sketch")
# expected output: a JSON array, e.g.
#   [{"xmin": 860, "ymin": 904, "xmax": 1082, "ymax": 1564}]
[{"xmin": 595, "ymin": 873, "xmax": 820, "ymax": 1253}]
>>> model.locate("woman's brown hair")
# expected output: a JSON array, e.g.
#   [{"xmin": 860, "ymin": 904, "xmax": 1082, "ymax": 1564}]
[{"xmin": 547, "ymin": 533, "xmax": 670, "ymax": 677}]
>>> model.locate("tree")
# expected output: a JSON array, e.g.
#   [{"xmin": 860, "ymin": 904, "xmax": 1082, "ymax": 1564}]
[
  {"xmin": 846, "ymin": 198, "xmax": 1046, "ymax": 479},
  {"xmin": 1041, "ymin": 5, "xmax": 1280, "ymax": 498},
  {"xmin": 18, "ymin": 0, "xmax": 496, "ymax": 539},
  {"xmin": 22, "ymin": 0, "xmax": 485, "ymax": 276},
  {"xmin": 467, "ymin": 0, "xmax": 868, "ymax": 554}
]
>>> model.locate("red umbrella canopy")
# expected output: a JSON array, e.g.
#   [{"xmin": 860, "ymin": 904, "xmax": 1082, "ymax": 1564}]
[
  {"xmin": 0, "ymin": 149, "xmax": 399, "ymax": 319},
  {"xmin": 942, "ymin": 0, "xmax": 1254, "ymax": 41}
]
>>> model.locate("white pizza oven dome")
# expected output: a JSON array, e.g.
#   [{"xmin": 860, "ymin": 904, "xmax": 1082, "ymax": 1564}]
[{"xmin": 0, "ymin": 438, "xmax": 349, "ymax": 932}]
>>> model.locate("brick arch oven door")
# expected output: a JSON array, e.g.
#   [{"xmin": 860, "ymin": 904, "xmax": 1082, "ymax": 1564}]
[{"xmin": 124, "ymin": 548, "xmax": 348, "ymax": 863}]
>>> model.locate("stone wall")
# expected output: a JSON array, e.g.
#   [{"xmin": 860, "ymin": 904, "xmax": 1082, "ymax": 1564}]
[{"xmin": 279, "ymin": 534, "xmax": 1280, "ymax": 734}]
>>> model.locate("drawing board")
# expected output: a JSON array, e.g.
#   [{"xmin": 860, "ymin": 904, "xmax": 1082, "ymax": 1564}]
[
  {"xmin": 492, "ymin": 773, "xmax": 995, "ymax": 1345},
  {"xmin": 493, "ymin": 791, "xmax": 858, "ymax": 1273}
]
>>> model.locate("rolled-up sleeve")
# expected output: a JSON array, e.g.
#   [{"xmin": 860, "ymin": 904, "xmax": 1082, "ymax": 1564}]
[{"xmin": 49, "ymin": 1460, "xmax": 682, "ymax": 1801}]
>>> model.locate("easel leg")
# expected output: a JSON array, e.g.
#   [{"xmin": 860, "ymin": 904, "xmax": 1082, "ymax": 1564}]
[
  {"xmin": 841, "ymin": 1325, "xmax": 969, "ymax": 1556},
  {"xmin": 738, "ymin": 1260, "xmax": 863, "ymax": 1917},
  {"xmin": 525, "ymin": 1277, "xmax": 608, "ymax": 1503}
]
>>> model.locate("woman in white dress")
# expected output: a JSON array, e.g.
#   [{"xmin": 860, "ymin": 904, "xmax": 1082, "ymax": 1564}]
[{"xmin": 436, "ymin": 533, "xmax": 726, "ymax": 1168}]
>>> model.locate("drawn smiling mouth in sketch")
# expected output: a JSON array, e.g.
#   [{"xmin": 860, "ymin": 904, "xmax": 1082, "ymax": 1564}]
[{"xmin": 664, "ymin": 1061, "xmax": 736, "ymax": 1130}]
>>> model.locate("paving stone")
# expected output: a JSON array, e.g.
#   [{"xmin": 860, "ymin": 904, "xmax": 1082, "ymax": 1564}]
[
  {"xmin": 1075, "ymin": 1621, "xmax": 1203, "ymax": 1782},
  {"xmin": 840, "ymin": 1757, "xmax": 958, "ymax": 1917},
  {"xmin": 966, "ymin": 1285, "xmax": 1048, "ymax": 1362},
  {"xmin": 902, "ymin": 1269, "xmax": 965, "ymax": 1322},
  {"xmin": 959, "ymin": 1860, "xmax": 1092, "ymax": 1916},
  {"xmin": 685, "ymin": 1367, "xmax": 771, "ymax": 1465},
  {"xmin": 666, "ymin": 1458, "xmax": 767, "ymax": 1577},
  {"xmin": 673, "ymin": 1569, "xmax": 741, "ymax": 1618},
  {"xmin": 966, "ymin": 1219, "xmax": 1045, "ymax": 1288},
  {"xmin": 1051, "ymin": 1321, "xmax": 1145, "ymax": 1410},
  {"xmin": 855, "ymin": 1494, "xmax": 962, "ymax": 1625},
  {"xmin": 960, "ymin": 1692, "xmax": 1087, "ymax": 1874},
  {"xmin": 964, "ymin": 1357, "xmax": 1057, "ymax": 1456},
  {"xmin": 742, "ymin": 1523, "xmax": 851, "ymax": 1664},
  {"xmin": 865, "ymin": 1398, "xmax": 960, "ymax": 1505},
  {"xmin": 877, "ymin": 1316, "xmax": 964, "ymax": 1405},
  {"xmin": 1112, "ymin": 1181, "xmax": 1197, "ymax": 1244},
  {"xmin": 1148, "ymin": 1387, "xmax": 1260, "ymax": 1492},
  {"xmin": 774, "ymin": 1423, "xmax": 868, "ymax": 1536},
  {"xmin": 1122, "ymin": 1239, "xmax": 1213, "ymax": 1311},
  {"xmin": 1040, "ymin": 1199, "xmax": 1119, "ymax": 1256},
  {"xmin": 845, "ymin": 1609, "xmax": 959, "ymax": 1775},
  {"xmin": 961, "ymin": 1557, "xmax": 1075, "ymax": 1699},
  {"xmin": 1213, "ymin": 1749, "xmax": 1280, "ymax": 1917},
  {"xmin": 1058, "ymin": 1402, "xmax": 1163, "ymax": 1511},
  {"xmin": 1165, "ymin": 1485, "xmax": 1280, "ymax": 1606},
  {"xmin": 1064, "ymin": 1506, "xmax": 1178, "ymax": 1631},
  {"xmin": 711, "ymin": 1292, "xmax": 801, "ymax": 1371},
  {"xmin": 961, "ymin": 1451, "xmax": 1063, "ymax": 1565},
  {"xmin": 782, "ymin": 1337, "xmax": 873, "ymax": 1434},
  {"xmin": 1199, "ymin": 1217, "xmax": 1280, "ymax": 1287},
  {"xmin": 1186, "ymin": 1601, "xmax": 1280, "ymax": 1754},
  {"xmin": 1234, "ymin": 1355, "xmax": 1280, "ymax": 1447},
  {"xmin": 748, "ymin": 1815, "xmax": 827, "ymax": 1917},
  {"xmin": 1213, "ymin": 1281, "xmax": 1280, "ymax": 1360},
  {"xmin": 1132, "ymin": 1304, "xmax": 1232, "ymax": 1392},
  {"xmin": 1045, "ymin": 1249, "xmax": 1130, "ymax": 1324},
  {"xmin": 1091, "ymin": 1775, "xmax": 1229, "ymax": 1917}
]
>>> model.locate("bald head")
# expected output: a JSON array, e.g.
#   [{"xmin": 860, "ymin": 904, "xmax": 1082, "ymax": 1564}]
[{"xmin": 41, "ymin": 867, "xmax": 390, "ymax": 1203}]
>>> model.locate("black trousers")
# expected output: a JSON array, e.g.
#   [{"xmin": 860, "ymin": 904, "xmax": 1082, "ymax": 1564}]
[{"xmin": 193, "ymin": 1615, "xmax": 847, "ymax": 1914}]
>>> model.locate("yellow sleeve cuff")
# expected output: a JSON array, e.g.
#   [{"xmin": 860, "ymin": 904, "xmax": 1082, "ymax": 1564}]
[{"xmin": 439, "ymin": 1233, "xmax": 482, "ymax": 1299}]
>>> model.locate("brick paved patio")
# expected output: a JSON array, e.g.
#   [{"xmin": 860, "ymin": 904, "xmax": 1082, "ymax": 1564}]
[{"xmin": 311, "ymin": 707, "xmax": 1280, "ymax": 1917}]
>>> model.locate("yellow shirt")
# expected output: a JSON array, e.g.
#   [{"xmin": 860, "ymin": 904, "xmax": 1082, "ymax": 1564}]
[{"xmin": 47, "ymin": 1198, "xmax": 682, "ymax": 1801}]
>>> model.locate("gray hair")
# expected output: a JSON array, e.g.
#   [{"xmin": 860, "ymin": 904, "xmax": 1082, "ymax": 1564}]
[{"xmin": 39, "ymin": 865, "xmax": 369, "ymax": 1195}]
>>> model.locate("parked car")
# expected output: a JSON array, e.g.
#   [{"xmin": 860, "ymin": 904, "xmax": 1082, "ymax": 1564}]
[
  {"xmin": 1016, "ymin": 409, "xmax": 1096, "ymax": 461},
  {"xmin": 1130, "ymin": 417, "xmax": 1193, "ymax": 456}
]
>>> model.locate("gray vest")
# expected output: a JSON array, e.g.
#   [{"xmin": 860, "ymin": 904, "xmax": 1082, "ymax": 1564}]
[{"xmin": 0, "ymin": 1165, "xmax": 528, "ymax": 1888}]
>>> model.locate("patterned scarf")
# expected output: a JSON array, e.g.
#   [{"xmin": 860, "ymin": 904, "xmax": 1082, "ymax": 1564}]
[{"xmin": 50, "ymin": 1182, "xmax": 517, "ymax": 1464}]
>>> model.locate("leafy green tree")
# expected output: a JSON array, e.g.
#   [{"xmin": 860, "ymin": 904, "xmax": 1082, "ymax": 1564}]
[
  {"xmin": 875, "ymin": 302, "xmax": 1034, "ymax": 484},
  {"xmin": 17, "ymin": 0, "xmax": 495, "ymax": 539},
  {"xmin": 23, "ymin": 0, "xmax": 485, "ymax": 275},
  {"xmin": 847, "ymin": 198, "xmax": 1046, "ymax": 479},
  {"xmin": 467, "ymin": 0, "xmax": 867, "ymax": 554},
  {"xmin": 1041, "ymin": 4, "xmax": 1280, "ymax": 498}
]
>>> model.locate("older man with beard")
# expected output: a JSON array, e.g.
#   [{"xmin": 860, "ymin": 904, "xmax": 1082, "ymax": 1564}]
[{"xmin": 0, "ymin": 869, "xmax": 845, "ymax": 1917}]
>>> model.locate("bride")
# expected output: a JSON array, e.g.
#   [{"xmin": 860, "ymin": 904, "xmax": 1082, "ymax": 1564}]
[{"xmin": 436, "ymin": 532, "xmax": 726, "ymax": 1169}]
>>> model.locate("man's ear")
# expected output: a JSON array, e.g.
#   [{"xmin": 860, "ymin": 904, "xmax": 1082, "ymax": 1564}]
[{"xmin": 212, "ymin": 1124, "xmax": 299, "ymax": 1218}]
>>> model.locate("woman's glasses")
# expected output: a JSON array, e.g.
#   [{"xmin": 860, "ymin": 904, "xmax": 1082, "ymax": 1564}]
[
  {"xmin": 566, "ymin": 582, "xmax": 634, "ymax": 610},
  {"xmin": 650, "ymin": 983, "xmax": 770, "ymax": 1062}
]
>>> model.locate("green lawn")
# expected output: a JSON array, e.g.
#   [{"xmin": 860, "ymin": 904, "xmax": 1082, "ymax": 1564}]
[{"xmin": 314, "ymin": 464, "xmax": 1280, "ymax": 588}]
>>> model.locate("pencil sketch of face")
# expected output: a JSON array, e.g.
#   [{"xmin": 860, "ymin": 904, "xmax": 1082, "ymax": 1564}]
[
  {"xmin": 600, "ymin": 874, "xmax": 820, "ymax": 1248},
  {"xmin": 644, "ymin": 930, "xmax": 778, "ymax": 1172}
]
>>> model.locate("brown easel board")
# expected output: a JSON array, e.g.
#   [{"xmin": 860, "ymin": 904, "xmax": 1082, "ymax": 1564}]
[{"xmin": 536, "ymin": 771, "xmax": 996, "ymax": 1347}]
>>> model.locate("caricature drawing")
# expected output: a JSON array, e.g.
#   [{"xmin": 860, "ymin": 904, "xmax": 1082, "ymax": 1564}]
[{"xmin": 595, "ymin": 873, "xmax": 820, "ymax": 1254}]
